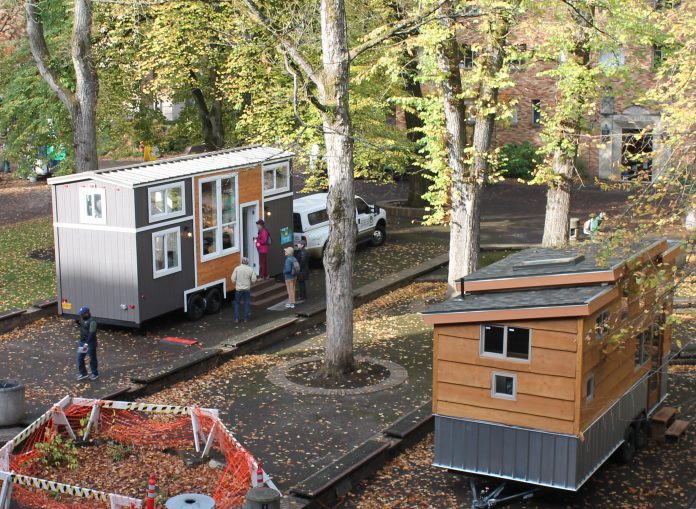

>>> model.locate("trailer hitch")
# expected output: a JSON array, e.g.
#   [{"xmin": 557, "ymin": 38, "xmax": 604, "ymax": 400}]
[{"xmin": 470, "ymin": 478, "xmax": 538, "ymax": 508}]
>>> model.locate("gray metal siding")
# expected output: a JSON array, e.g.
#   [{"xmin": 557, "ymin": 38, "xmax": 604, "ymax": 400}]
[
  {"xmin": 133, "ymin": 179, "xmax": 192, "ymax": 228},
  {"xmin": 136, "ymin": 220, "xmax": 196, "ymax": 322},
  {"xmin": 434, "ymin": 416, "xmax": 578, "ymax": 490},
  {"xmin": 54, "ymin": 180, "xmax": 135, "ymax": 228},
  {"xmin": 55, "ymin": 228, "xmax": 139, "ymax": 322}
]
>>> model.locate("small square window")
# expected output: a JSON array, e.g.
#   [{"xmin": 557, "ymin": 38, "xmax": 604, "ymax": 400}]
[
  {"xmin": 506, "ymin": 328, "xmax": 530, "ymax": 360},
  {"xmin": 148, "ymin": 182, "xmax": 185, "ymax": 222},
  {"xmin": 483, "ymin": 325, "xmax": 504, "ymax": 355},
  {"xmin": 492, "ymin": 372, "xmax": 516, "ymax": 400},
  {"xmin": 586, "ymin": 374, "xmax": 595, "ymax": 402},
  {"xmin": 263, "ymin": 162, "xmax": 291, "ymax": 195},
  {"xmin": 594, "ymin": 309, "xmax": 611, "ymax": 339},
  {"xmin": 79, "ymin": 187, "xmax": 106, "ymax": 224}
]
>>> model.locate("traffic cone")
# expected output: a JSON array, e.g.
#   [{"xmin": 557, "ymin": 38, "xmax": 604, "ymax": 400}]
[
  {"xmin": 146, "ymin": 474, "xmax": 157, "ymax": 509},
  {"xmin": 256, "ymin": 465, "xmax": 264, "ymax": 487}
]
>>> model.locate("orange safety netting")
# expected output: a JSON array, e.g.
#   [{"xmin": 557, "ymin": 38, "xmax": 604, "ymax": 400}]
[{"xmin": 5, "ymin": 403, "xmax": 257, "ymax": 509}]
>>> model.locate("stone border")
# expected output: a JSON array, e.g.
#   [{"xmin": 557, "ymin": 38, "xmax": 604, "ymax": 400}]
[{"xmin": 267, "ymin": 355, "xmax": 408, "ymax": 396}]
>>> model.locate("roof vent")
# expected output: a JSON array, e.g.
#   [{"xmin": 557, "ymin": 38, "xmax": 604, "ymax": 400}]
[{"xmin": 513, "ymin": 254, "xmax": 585, "ymax": 270}]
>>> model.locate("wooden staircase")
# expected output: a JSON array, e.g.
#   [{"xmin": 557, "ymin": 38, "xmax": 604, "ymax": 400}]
[
  {"xmin": 250, "ymin": 278, "xmax": 288, "ymax": 309},
  {"xmin": 651, "ymin": 406, "xmax": 690, "ymax": 443}
]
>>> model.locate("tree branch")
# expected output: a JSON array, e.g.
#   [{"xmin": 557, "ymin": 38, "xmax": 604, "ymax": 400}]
[{"xmin": 24, "ymin": 0, "xmax": 76, "ymax": 111}]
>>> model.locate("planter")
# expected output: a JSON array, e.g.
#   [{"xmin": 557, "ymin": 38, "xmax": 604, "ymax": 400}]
[{"xmin": 0, "ymin": 379, "xmax": 26, "ymax": 426}]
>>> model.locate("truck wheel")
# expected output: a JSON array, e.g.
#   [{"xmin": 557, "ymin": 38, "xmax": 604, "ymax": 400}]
[
  {"xmin": 371, "ymin": 223, "xmax": 386, "ymax": 246},
  {"xmin": 204, "ymin": 288, "xmax": 222, "ymax": 315},
  {"xmin": 186, "ymin": 294, "xmax": 206, "ymax": 321},
  {"xmin": 618, "ymin": 426, "xmax": 636, "ymax": 464},
  {"xmin": 635, "ymin": 416, "xmax": 649, "ymax": 449}
]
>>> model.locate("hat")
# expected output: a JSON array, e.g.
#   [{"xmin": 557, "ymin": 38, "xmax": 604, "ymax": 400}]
[
  {"xmin": 296, "ymin": 239, "xmax": 307, "ymax": 247},
  {"xmin": 255, "ymin": 219, "xmax": 265, "ymax": 226},
  {"xmin": 284, "ymin": 247, "xmax": 294, "ymax": 256},
  {"xmin": 78, "ymin": 306, "xmax": 90, "ymax": 315}
]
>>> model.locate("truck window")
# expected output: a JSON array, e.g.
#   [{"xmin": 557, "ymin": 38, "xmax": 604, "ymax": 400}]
[
  {"xmin": 293, "ymin": 213, "xmax": 304, "ymax": 233},
  {"xmin": 308, "ymin": 209, "xmax": 329, "ymax": 225},
  {"xmin": 355, "ymin": 198, "xmax": 371, "ymax": 215}
]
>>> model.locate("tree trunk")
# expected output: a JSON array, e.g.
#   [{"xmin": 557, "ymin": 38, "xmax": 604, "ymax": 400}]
[
  {"xmin": 191, "ymin": 70, "xmax": 225, "ymax": 151},
  {"xmin": 320, "ymin": 0, "xmax": 356, "ymax": 377},
  {"xmin": 542, "ymin": 149, "xmax": 574, "ymax": 247},
  {"xmin": 25, "ymin": 0, "xmax": 98, "ymax": 173}
]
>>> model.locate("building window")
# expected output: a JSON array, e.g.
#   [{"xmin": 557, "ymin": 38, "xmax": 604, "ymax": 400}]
[
  {"xmin": 585, "ymin": 373, "xmax": 595, "ymax": 402},
  {"xmin": 491, "ymin": 372, "xmax": 517, "ymax": 400},
  {"xmin": 152, "ymin": 227, "xmax": 181, "ymax": 278},
  {"xmin": 79, "ymin": 187, "xmax": 106, "ymax": 224},
  {"xmin": 460, "ymin": 44, "xmax": 476, "ymax": 69},
  {"xmin": 599, "ymin": 49, "xmax": 625, "ymax": 69},
  {"xmin": 200, "ymin": 174, "xmax": 238, "ymax": 260},
  {"xmin": 263, "ymin": 162, "xmax": 290, "ymax": 195},
  {"xmin": 148, "ymin": 182, "xmax": 185, "ymax": 222},
  {"xmin": 594, "ymin": 309, "xmax": 611, "ymax": 339},
  {"xmin": 652, "ymin": 45, "xmax": 663, "ymax": 69},
  {"xmin": 531, "ymin": 99, "xmax": 541, "ymax": 127},
  {"xmin": 510, "ymin": 107, "xmax": 518, "ymax": 127},
  {"xmin": 481, "ymin": 325, "xmax": 531, "ymax": 360},
  {"xmin": 634, "ymin": 328, "xmax": 652, "ymax": 368},
  {"xmin": 654, "ymin": 0, "xmax": 680, "ymax": 9}
]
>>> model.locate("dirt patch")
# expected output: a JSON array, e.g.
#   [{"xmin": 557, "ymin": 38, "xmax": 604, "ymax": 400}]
[
  {"xmin": 0, "ymin": 176, "xmax": 51, "ymax": 225},
  {"xmin": 28, "ymin": 247, "xmax": 55, "ymax": 262},
  {"xmin": 286, "ymin": 358, "xmax": 390, "ymax": 390}
]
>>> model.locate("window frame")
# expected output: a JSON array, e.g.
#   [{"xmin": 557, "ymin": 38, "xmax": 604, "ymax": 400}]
[
  {"xmin": 585, "ymin": 373, "xmax": 595, "ymax": 402},
  {"xmin": 460, "ymin": 44, "xmax": 476, "ymax": 69},
  {"xmin": 148, "ymin": 182, "xmax": 186, "ymax": 223},
  {"xmin": 152, "ymin": 226, "xmax": 182, "ymax": 279},
  {"xmin": 652, "ymin": 45, "xmax": 663, "ymax": 69},
  {"xmin": 262, "ymin": 162, "xmax": 291, "ymax": 196},
  {"xmin": 594, "ymin": 309, "xmax": 611, "ymax": 339},
  {"xmin": 531, "ymin": 99, "xmax": 542, "ymax": 127},
  {"xmin": 491, "ymin": 372, "xmax": 517, "ymax": 400},
  {"xmin": 79, "ymin": 186, "xmax": 107, "ymax": 225},
  {"xmin": 199, "ymin": 173, "xmax": 239, "ymax": 262},
  {"xmin": 634, "ymin": 327, "xmax": 652, "ymax": 369},
  {"xmin": 480, "ymin": 324, "xmax": 531, "ymax": 362}
]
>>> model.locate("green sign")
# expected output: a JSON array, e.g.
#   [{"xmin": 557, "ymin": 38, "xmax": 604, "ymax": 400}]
[{"xmin": 280, "ymin": 226, "xmax": 292, "ymax": 244}]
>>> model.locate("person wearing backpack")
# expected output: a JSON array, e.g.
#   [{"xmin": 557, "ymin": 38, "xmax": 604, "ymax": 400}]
[
  {"xmin": 255, "ymin": 219, "xmax": 272, "ymax": 279},
  {"xmin": 283, "ymin": 246, "xmax": 299, "ymax": 309}
]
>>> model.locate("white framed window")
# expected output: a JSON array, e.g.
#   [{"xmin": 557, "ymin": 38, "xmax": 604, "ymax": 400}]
[
  {"xmin": 79, "ymin": 187, "xmax": 106, "ymax": 224},
  {"xmin": 148, "ymin": 182, "xmax": 185, "ymax": 222},
  {"xmin": 491, "ymin": 372, "xmax": 517, "ymax": 400},
  {"xmin": 599, "ymin": 48, "xmax": 625, "ymax": 69},
  {"xmin": 200, "ymin": 174, "xmax": 238, "ymax": 260},
  {"xmin": 152, "ymin": 227, "xmax": 181, "ymax": 278},
  {"xmin": 585, "ymin": 373, "xmax": 595, "ymax": 402},
  {"xmin": 481, "ymin": 325, "xmax": 531, "ymax": 361},
  {"xmin": 263, "ymin": 162, "xmax": 290, "ymax": 195}
]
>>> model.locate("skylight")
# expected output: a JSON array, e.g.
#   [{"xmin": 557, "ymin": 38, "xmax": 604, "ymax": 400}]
[{"xmin": 513, "ymin": 254, "xmax": 585, "ymax": 270}]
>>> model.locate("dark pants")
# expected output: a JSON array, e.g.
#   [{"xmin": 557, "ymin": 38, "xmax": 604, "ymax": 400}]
[
  {"xmin": 234, "ymin": 290, "xmax": 251, "ymax": 321},
  {"xmin": 297, "ymin": 279, "xmax": 307, "ymax": 301},
  {"xmin": 259, "ymin": 252, "xmax": 268, "ymax": 278},
  {"xmin": 77, "ymin": 340, "xmax": 98, "ymax": 376}
]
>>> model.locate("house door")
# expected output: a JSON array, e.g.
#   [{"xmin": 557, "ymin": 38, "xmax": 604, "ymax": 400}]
[
  {"xmin": 647, "ymin": 321, "xmax": 663, "ymax": 410},
  {"xmin": 241, "ymin": 202, "xmax": 259, "ymax": 275}
]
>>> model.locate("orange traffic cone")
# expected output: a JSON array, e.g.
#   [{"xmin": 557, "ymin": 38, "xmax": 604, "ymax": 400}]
[
  {"xmin": 256, "ymin": 465, "xmax": 264, "ymax": 487},
  {"xmin": 146, "ymin": 474, "xmax": 157, "ymax": 509}
]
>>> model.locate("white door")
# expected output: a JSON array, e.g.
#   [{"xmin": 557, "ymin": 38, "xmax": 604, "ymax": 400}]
[
  {"xmin": 241, "ymin": 202, "xmax": 259, "ymax": 274},
  {"xmin": 355, "ymin": 197, "xmax": 373, "ymax": 239}
]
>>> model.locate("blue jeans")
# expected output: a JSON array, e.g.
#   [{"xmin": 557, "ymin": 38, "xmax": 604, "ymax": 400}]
[
  {"xmin": 77, "ymin": 340, "xmax": 98, "ymax": 376},
  {"xmin": 234, "ymin": 290, "xmax": 251, "ymax": 321}
]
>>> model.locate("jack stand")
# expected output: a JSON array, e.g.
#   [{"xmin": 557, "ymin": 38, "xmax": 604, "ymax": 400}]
[{"xmin": 470, "ymin": 478, "xmax": 538, "ymax": 509}]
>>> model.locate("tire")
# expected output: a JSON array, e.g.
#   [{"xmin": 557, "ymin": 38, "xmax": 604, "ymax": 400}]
[
  {"xmin": 186, "ymin": 293, "xmax": 206, "ymax": 321},
  {"xmin": 371, "ymin": 222, "xmax": 386, "ymax": 247},
  {"xmin": 635, "ymin": 416, "xmax": 649, "ymax": 449},
  {"xmin": 618, "ymin": 426, "xmax": 636, "ymax": 464},
  {"xmin": 204, "ymin": 287, "xmax": 223, "ymax": 315}
]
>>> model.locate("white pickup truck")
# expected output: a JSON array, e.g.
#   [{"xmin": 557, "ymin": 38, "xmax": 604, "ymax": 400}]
[{"xmin": 293, "ymin": 193, "xmax": 387, "ymax": 259}]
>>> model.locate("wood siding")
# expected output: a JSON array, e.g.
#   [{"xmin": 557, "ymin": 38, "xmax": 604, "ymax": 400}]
[
  {"xmin": 194, "ymin": 166, "xmax": 262, "ymax": 289},
  {"xmin": 434, "ymin": 319, "xmax": 579, "ymax": 435}
]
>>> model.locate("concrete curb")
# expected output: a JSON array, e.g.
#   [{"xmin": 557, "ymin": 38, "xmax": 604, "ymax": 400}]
[{"xmin": 0, "ymin": 298, "xmax": 57, "ymax": 335}]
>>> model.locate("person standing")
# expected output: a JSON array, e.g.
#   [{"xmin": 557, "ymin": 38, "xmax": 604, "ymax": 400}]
[
  {"xmin": 283, "ymin": 247, "xmax": 299, "ymax": 309},
  {"xmin": 76, "ymin": 306, "xmax": 98, "ymax": 381},
  {"xmin": 231, "ymin": 257, "xmax": 257, "ymax": 323},
  {"xmin": 255, "ymin": 220, "xmax": 271, "ymax": 279},
  {"xmin": 295, "ymin": 240, "xmax": 310, "ymax": 301}
]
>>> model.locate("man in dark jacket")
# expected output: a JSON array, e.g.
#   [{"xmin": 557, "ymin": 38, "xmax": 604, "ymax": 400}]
[
  {"xmin": 76, "ymin": 306, "xmax": 99, "ymax": 381},
  {"xmin": 295, "ymin": 240, "xmax": 310, "ymax": 301}
]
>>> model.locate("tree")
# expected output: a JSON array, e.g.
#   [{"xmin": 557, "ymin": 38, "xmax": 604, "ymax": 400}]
[{"xmin": 25, "ymin": 0, "xmax": 98, "ymax": 173}]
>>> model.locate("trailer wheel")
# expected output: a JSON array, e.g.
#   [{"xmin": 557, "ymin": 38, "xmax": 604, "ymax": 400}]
[
  {"xmin": 186, "ymin": 294, "xmax": 206, "ymax": 321},
  {"xmin": 635, "ymin": 416, "xmax": 649, "ymax": 449},
  {"xmin": 618, "ymin": 426, "xmax": 636, "ymax": 464},
  {"xmin": 204, "ymin": 287, "xmax": 223, "ymax": 315}
]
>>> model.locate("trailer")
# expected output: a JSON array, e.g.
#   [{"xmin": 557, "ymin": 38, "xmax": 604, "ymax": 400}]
[
  {"xmin": 422, "ymin": 240, "xmax": 681, "ymax": 503},
  {"xmin": 48, "ymin": 145, "xmax": 294, "ymax": 326}
]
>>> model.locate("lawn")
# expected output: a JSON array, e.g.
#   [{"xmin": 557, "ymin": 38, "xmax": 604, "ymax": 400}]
[{"xmin": 0, "ymin": 217, "xmax": 56, "ymax": 312}]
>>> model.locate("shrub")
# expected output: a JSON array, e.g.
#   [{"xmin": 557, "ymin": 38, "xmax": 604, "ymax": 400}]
[
  {"xmin": 33, "ymin": 432, "xmax": 78, "ymax": 470},
  {"xmin": 498, "ymin": 141, "xmax": 542, "ymax": 181}
]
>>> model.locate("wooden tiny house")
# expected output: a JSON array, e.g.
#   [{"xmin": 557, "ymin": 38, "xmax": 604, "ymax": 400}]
[
  {"xmin": 48, "ymin": 146, "xmax": 293, "ymax": 326},
  {"xmin": 423, "ymin": 240, "xmax": 681, "ymax": 490}
]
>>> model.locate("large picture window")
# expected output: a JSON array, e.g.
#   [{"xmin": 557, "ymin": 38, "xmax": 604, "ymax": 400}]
[
  {"xmin": 263, "ymin": 162, "xmax": 290, "ymax": 195},
  {"xmin": 152, "ymin": 227, "xmax": 181, "ymax": 278},
  {"xmin": 481, "ymin": 325, "xmax": 531, "ymax": 360},
  {"xmin": 79, "ymin": 187, "xmax": 106, "ymax": 224},
  {"xmin": 149, "ymin": 182, "xmax": 185, "ymax": 222},
  {"xmin": 200, "ymin": 174, "xmax": 238, "ymax": 260}
]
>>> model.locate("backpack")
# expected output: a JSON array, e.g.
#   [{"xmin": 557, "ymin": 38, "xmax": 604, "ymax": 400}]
[
  {"xmin": 265, "ymin": 229, "xmax": 273, "ymax": 246},
  {"xmin": 291, "ymin": 258, "xmax": 300, "ymax": 276}
]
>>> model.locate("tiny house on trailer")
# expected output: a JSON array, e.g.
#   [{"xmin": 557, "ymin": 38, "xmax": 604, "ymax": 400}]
[
  {"xmin": 422, "ymin": 240, "xmax": 681, "ymax": 494},
  {"xmin": 48, "ymin": 146, "xmax": 294, "ymax": 326}
]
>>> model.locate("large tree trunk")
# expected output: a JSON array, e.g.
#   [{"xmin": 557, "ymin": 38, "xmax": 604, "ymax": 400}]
[
  {"xmin": 542, "ymin": 149, "xmax": 574, "ymax": 247},
  {"xmin": 191, "ymin": 70, "xmax": 225, "ymax": 151},
  {"xmin": 26, "ymin": 0, "xmax": 98, "ymax": 173},
  {"xmin": 320, "ymin": 0, "xmax": 356, "ymax": 377}
]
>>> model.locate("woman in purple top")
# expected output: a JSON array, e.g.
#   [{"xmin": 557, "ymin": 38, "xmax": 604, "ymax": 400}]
[{"xmin": 255, "ymin": 219, "xmax": 271, "ymax": 278}]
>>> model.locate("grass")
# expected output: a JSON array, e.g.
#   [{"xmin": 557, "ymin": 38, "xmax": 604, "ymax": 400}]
[{"xmin": 0, "ymin": 217, "xmax": 56, "ymax": 312}]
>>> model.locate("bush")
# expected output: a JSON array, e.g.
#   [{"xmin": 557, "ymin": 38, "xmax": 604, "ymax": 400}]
[
  {"xmin": 498, "ymin": 141, "xmax": 542, "ymax": 181},
  {"xmin": 33, "ymin": 432, "xmax": 78, "ymax": 469}
]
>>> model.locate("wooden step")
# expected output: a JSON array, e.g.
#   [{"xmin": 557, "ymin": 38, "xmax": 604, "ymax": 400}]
[
  {"xmin": 651, "ymin": 406, "xmax": 677, "ymax": 425},
  {"xmin": 665, "ymin": 419, "xmax": 689, "ymax": 443}
]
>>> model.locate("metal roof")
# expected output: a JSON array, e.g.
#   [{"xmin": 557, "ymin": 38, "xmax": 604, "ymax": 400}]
[{"xmin": 48, "ymin": 145, "xmax": 294, "ymax": 188}]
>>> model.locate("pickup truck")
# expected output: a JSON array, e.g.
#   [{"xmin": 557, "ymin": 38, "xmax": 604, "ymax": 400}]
[{"xmin": 293, "ymin": 193, "xmax": 387, "ymax": 259}]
